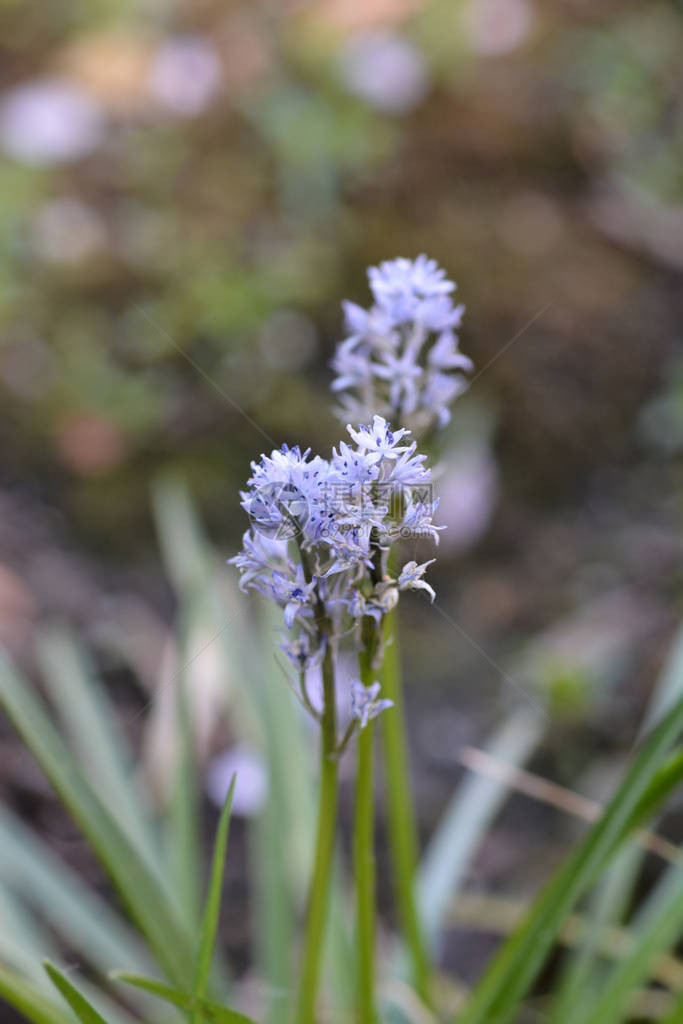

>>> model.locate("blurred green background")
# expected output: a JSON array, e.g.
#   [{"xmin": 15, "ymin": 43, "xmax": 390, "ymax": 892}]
[{"xmin": 0, "ymin": 0, "xmax": 682, "ymax": 981}]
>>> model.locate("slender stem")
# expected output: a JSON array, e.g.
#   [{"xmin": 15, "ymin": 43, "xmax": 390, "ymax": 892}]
[
  {"xmin": 355, "ymin": 617, "xmax": 378, "ymax": 1024},
  {"xmin": 381, "ymin": 605, "xmax": 432, "ymax": 1005},
  {"xmin": 354, "ymin": 720, "xmax": 376, "ymax": 1024},
  {"xmin": 299, "ymin": 668, "xmax": 321, "ymax": 722},
  {"xmin": 335, "ymin": 719, "xmax": 357, "ymax": 758},
  {"xmin": 295, "ymin": 639, "xmax": 338, "ymax": 1024}
]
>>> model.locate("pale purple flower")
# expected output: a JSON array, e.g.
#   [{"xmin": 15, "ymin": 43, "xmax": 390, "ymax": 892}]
[
  {"xmin": 437, "ymin": 447, "xmax": 498, "ymax": 553},
  {"xmin": 230, "ymin": 419, "xmax": 442, "ymax": 715},
  {"xmin": 280, "ymin": 631, "xmax": 325, "ymax": 671},
  {"xmin": 397, "ymin": 560, "xmax": 437, "ymax": 602},
  {"xmin": 386, "ymin": 444, "xmax": 430, "ymax": 486},
  {"xmin": 268, "ymin": 568, "xmax": 317, "ymax": 629},
  {"xmin": 369, "ymin": 255, "xmax": 455, "ymax": 313},
  {"xmin": 330, "ymin": 441, "xmax": 381, "ymax": 484},
  {"xmin": 428, "ymin": 330, "xmax": 473, "ymax": 371},
  {"xmin": 148, "ymin": 37, "xmax": 222, "ymax": 117},
  {"xmin": 396, "ymin": 497, "xmax": 444, "ymax": 544},
  {"xmin": 206, "ymin": 746, "xmax": 267, "ymax": 817},
  {"xmin": 350, "ymin": 680, "xmax": 394, "ymax": 728},
  {"xmin": 0, "ymin": 79, "xmax": 103, "ymax": 165},
  {"xmin": 346, "ymin": 416, "xmax": 410, "ymax": 459},
  {"xmin": 338, "ymin": 31, "xmax": 429, "ymax": 115},
  {"xmin": 331, "ymin": 256, "xmax": 472, "ymax": 432}
]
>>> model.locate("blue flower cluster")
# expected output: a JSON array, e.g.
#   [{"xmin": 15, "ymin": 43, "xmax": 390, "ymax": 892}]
[
  {"xmin": 331, "ymin": 255, "xmax": 473, "ymax": 431},
  {"xmin": 230, "ymin": 416, "xmax": 441, "ymax": 697}
]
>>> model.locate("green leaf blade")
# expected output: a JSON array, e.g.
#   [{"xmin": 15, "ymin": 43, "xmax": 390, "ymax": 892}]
[
  {"xmin": 0, "ymin": 963, "xmax": 74, "ymax": 1024},
  {"xmin": 456, "ymin": 692, "xmax": 683, "ymax": 1024},
  {"xmin": 0, "ymin": 652, "xmax": 195, "ymax": 987},
  {"xmin": 112, "ymin": 973, "xmax": 258, "ymax": 1024},
  {"xmin": 194, "ymin": 775, "xmax": 236, "ymax": 1000},
  {"xmin": 43, "ymin": 962, "xmax": 111, "ymax": 1024}
]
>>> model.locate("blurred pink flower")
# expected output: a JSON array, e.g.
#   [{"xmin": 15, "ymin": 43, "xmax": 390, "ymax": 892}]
[
  {"xmin": 55, "ymin": 414, "xmax": 127, "ymax": 475},
  {"xmin": 464, "ymin": 0, "xmax": 534, "ymax": 56}
]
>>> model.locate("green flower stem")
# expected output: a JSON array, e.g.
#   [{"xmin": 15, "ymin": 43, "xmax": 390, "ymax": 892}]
[
  {"xmin": 295, "ymin": 639, "xmax": 338, "ymax": 1024},
  {"xmin": 381, "ymin": 606, "xmax": 432, "ymax": 1006},
  {"xmin": 354, "ymin": 720, "xmax": 376, "ymax": 1024},
  {"xmin": 355, "ymin": 619, "xmax": 380, "ymax": 1024}
]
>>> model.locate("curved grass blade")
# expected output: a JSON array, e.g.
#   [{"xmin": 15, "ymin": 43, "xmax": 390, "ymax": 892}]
[
  {"xmin": 0, "ymin": 808, "xmax": 158, "ymax": 1014},
  {"xmin": 661, "ymin": 983, "xmax": 683, "ymax": 1024},
  {"xmin": 548, "ymin": 846, "xmax": 643, "ymax": 1024},
  {"xmin": 112, "ymin": 973, "xmax": 258, "ymax": 1024},
  {"xmin": 581, "ymin": 859, "xmax": 683, "ymax": 1024},
  {"xmin": 0, "ymin": 888, "xmax": 143, "ymax": 1024},
  {"xmin": 549, "ymin": 748, "xmax": 683, "ymax": 1024},
  {"xmin": 36, "ymin": 628, "xmax": 161, "ymax": 876},
  {"xmin": 0, "ymin": 884, "xmax": 61, "ymax": 987},
  {"xmin": 641, "ymin": 620, "xmax": 683, "ymax": 734},
  {"xmin": 43, "ymin": 963, "xmax": 110, "ymax": 1024},
  {"xmin": 0, "ymin": 652, "xmax": 195, "ymax": 987},
  {"xmin": 167, "ymin": 667, "xmax": 201, "ymax": 930},
  {"xmin": 417, "ymin": 708, "xmax": 543, "ymax": 954},
  {"xmin": 552, "ymin": 628, "xmax": 683, "ymax": 1024},
  {"xmin": 0, "ymin": 963, "xmax": 73, "ymax": 1024},
  {"xmin": 194, "ymin": 776, "xmax": 236, "ymax": 1003},
  {"xmin": 455, "ymin": 692, "xmax": 683, "ymax": 1024},
  {"xmin": 447, "ymin": 889, "xmax": 683, "ymax": 989}
]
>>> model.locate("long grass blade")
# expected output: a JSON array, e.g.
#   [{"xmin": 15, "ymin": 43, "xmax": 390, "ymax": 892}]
[
  {"xmin": 0, "ymin": 884, "xmax": 148, "ymax": 1024},
  {"xmin": 447, "ymin": 890, "xmax": 683, "ymax": 988},
  {"xmin": 0, "ymin": 963, "xmax": 74, "ymax": 1024},
  {"xmin": 0, "ymin": 885, "xmax": 61, "ymax": 987},
  {"xmin": 455, "ymin": 691, "xmax": 683, "ymax": 1024},
  {"xmin": 661, "ymin": 983, "xmax": 683, "ymax": 1024},
  {"xmin": 548, "ymin": 846, "xmax": 642, "ymax": 1024},
  {"xmin": 36, "ymin": 627, "xmax": 160, "ymax": 873},
  {"xmin": 417, "ymin": 708, "xmax": 543, "ymax": 953},
  {"xmin": 112, "ymin": 973, "xmax": 258, "ymax": 1024},
  {"xmin": 194, "ymin": 776, "xmax": 236, "ymax": 1001},
  {"xmin": 0, "ymin": 807, "xmax": 155, "ymax": 980},
  {"xmin": 250, "ymin": 607, "xmax": 310, "ymax": 1023},
  {"xmin": 167, "ymin": 666, "xmax": 201, "ymax": 929},
  {"xmin": 0, "ymin": 652, "xmax": 195, "ymax": 987},
  {"xmin": 552, "ymin": 624, "xmax": 683, "ymax": 1023},
  {"xmin": 581, "ymin": 859, "xmax": 683, "ymax": 1024},
  {"xmin": 43, "ymin": 963, "xmax": 111, "ymax": 1024}
]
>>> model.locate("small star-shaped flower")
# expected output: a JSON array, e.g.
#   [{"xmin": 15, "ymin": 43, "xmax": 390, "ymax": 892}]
[{"xmin": 350, "ymin": 679, "xmax": 394, "ymax": 729}]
